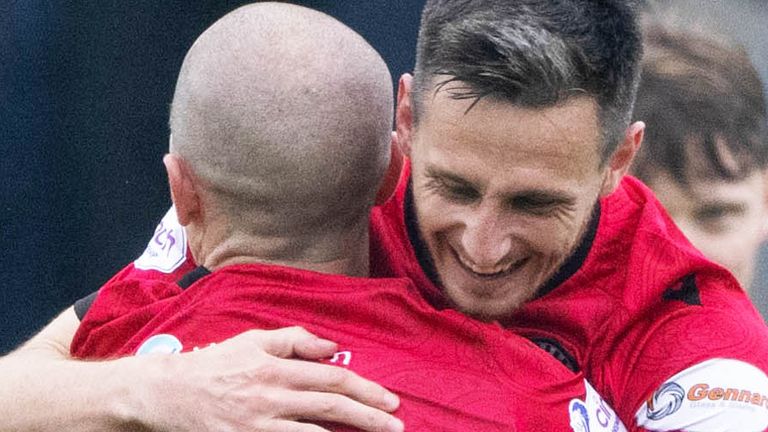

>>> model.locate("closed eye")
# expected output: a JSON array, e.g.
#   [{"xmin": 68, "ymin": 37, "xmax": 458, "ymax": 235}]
[
  {"xmin": 507, "ymin": 193, "xmax": 575, "ymax": 216},
  {"xmin": 427, "ymin": 178, "xmax": 480, "ymax": 203},
  {"xmin": 694, "ymin": 203, "xmax": 745, "ymax": 221},
  {"xmin": 424, "ymin": 168, "xmax": 481, "ymax": 204},
  {"xmin": 693, "ymin": 202, "xmax": 746, "ymax": 234}
]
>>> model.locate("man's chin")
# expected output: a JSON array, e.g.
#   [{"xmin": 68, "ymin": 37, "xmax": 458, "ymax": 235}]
[{"xmin": 449, "ymin": 294, "xmax": 526, "ymax": 322}]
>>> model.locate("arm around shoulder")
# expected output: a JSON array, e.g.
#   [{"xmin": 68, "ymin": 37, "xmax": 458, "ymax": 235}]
[
  {"xmin": 0, "ymin": 308, "xmax": 403, "ymax": 432},
  {"xmin": 0, "ymin": 306, "xmax": 164, "ymax": 431}
]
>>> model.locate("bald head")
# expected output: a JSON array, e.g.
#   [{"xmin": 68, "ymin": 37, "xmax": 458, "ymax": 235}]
[{"xmin": 169, "ymin": 3, "xmax": 393, "ymax": 242}]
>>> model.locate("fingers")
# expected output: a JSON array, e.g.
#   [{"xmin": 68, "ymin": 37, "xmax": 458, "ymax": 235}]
[
  {"xmin": 211, "ymin": 328, "xmax": 399, "ymax": 412},
  {"xmin": 201, "ymin": 328, "xmax": 403, "ymax": 432},
  {"xmin": 279, "ymin": 391, "xmax": 404, "ymax": 432},
  {"xmin": 293, "ymin": 338, "xmax": 341, "ymax": 360},
  {"xmin": 261, "ymin": 420, "xmax": 332, "ymax": 432},
  {"xmin": 274, "ymin": 359, "xmax": 400, "ymax": 413},
  {"xmin": 238, "ymin": 327, "xmax": 339, "ymax": 360}
]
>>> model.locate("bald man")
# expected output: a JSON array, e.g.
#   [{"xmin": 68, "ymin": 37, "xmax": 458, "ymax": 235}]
[
  {"xmin": 0, "ymin": 4, "xmax": 400, "ymax": 432},
  {"xmin": 72, "ymin": 4, "xmax": 406, "ymax": 430},
  {"xmin": 0, "ymin": 3, "xmax": 620, "ymax": 432}
]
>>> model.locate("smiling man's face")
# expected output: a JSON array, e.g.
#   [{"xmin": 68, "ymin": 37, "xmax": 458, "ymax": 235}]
[{"xmin": 400, "ymin": 81, "xmax": 618, "ymax": 320}]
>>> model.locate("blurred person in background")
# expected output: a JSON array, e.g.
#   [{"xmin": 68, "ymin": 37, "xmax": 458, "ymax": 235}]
[
  {"xmin": 646, "ymin": 0, "xmax": 768, "ymax": 310},
  {"xmin": 631, "ymin": 21, "xmax": 768, "ymax": 308}
]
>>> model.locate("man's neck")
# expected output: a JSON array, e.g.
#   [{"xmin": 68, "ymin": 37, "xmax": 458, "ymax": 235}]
[{"xmin": 190, "ymin": 222, "xmax": 371, "ymax": 277}]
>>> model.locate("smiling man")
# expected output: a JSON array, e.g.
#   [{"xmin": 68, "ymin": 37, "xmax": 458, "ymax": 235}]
[
  {"xmin": 374, "ymin": 0, "xmax": 646, "ymax": 323},
  {"xmin": 370, "ymin": 1, "xmax": 768, "ymax": 431},
  {"xmin": 404, "ymin": 95, "xmax": 607, "ymax": 319}
]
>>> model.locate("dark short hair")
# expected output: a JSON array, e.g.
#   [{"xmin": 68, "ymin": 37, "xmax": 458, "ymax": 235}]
[
  {"xmin": 632, "ymin": 24, "xmax": 768, "ymax": 186},
  {"xmin": 412, "ymin": 0, "xmax": 644, "ymax": 162}
]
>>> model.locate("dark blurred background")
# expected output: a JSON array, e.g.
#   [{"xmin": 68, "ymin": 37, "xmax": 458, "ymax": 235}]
[
  {"xmin": 0, "ymin": 0, "xmax": 424, "ymax": 353},
  {"xmin": 2, "ymin": 1, "xmax": 766, "ymax": 353}
]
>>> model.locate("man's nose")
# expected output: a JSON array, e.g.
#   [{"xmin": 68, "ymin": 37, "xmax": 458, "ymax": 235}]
[{"xmin": 459, "ymin": 205, "xmax": 513, "ymax": 268}]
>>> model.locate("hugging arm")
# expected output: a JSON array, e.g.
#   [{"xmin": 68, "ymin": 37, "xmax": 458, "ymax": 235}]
[{"xmin": 0, "ymin": 307, "xmax": 402, "ymax": 432}]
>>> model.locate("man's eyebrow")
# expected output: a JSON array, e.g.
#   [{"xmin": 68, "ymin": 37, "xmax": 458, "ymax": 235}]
[
  {"xmin": 424, "ymin": 166, "xmax": 477, "ymax": 187},
  {"xmin": 425, "ymin": 166, "xmax": 576, "ymax": 206}
]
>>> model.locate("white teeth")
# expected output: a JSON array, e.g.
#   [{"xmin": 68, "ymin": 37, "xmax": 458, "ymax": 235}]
[{"xmin": 458, "ymin": 255, "xmax": 516, "ymax": 275}]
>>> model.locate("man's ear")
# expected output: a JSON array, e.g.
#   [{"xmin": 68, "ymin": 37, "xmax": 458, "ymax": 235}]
[
  {"xmin": 375, "ymin": 132, "xmax": 405, "ymax": 205},
  {"xmin": 600, "ymin": 121, "xmax": 645, "ymax": 196},
  {"xmin": 395, "ymin": 73, "xmax": 415, "ymax": 158},
  {"xmin": 163, "ymin": 153, "xmax": 201, "ymax": 226}
]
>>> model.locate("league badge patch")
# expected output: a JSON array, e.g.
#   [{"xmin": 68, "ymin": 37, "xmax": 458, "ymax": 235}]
[{"xmin": 134, "ymin": 207, "xmax": 188, "ymax": 273}]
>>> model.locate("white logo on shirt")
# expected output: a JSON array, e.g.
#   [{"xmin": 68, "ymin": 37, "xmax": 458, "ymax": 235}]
[
  {"xmin": 635, "ymin": 358, "xmax": 768, "ymax": 432},
  {"xmin": 569, "ymin": 380, "xmax": 627, "ymax": 432},
  {"xmin": 330, "ymin": 351, "xmax": 352, "ymax": 366}
]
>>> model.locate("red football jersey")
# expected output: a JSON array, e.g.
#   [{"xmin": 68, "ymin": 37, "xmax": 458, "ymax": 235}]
[
  {"xmin": 72, "ymin": 264, "xmax": 622, "ymax": 431},
  {"xmin": 76, "ymin": 161, "xmax": 768, "ymax": 430},
  {"xmin": 369, "ymin": 161, "xmax": 768, "ymax": 432}
]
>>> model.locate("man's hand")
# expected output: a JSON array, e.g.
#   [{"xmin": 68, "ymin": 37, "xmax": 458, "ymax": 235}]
[
  {"xmin": 0, "ymin": 309, "xmax": 403, "ymax": 432},
  {"xmin": 142, "ymin": 327, "xmax": 404, "ymax": 432}
]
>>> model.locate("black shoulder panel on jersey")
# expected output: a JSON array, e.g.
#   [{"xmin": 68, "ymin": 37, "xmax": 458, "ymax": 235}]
[
  {"xmin": 530, "ymin": 337, "xmax": 580, "ymax": 373},
  {"xmin": 74, "ymin": 291, "xmax": 99, "ymax": 321},
  {"xmin": 663, "ymin": 273, "xmax": 701, "ymax": 306},
  {"xmin": 177, "ymin": 266, "xmax": 211, "ymax": 289}
]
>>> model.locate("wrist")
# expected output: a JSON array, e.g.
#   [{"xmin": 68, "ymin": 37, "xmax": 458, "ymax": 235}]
[{"xmin": 102, "ymin": 355, "xmax": 171, "ymax": 431}]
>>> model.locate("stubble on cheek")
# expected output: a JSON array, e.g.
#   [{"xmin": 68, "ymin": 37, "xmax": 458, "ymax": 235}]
[{"xmin": 529, "ymin": 203, "xmax": 597, "ymax": 291}]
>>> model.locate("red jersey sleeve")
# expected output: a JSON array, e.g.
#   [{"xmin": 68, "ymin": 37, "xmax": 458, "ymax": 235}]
[{"xmin": 603, "ymin": 273, "xmax": 768, "ymax": 432}]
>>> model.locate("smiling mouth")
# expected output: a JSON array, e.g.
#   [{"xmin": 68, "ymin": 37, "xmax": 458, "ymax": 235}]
[{"xmin": 453, "ymin": 250, "xmax": 529, "ymax": 281}]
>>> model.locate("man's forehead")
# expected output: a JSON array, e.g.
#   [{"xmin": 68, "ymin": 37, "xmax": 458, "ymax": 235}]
[
  {"xmin": 423, "ymin": 86, "xmax": 599, "ymax": 129},
  {"xmin": 424, "ymin": 164, "xmax": 579, "ymax": 204},
  {"xmin": 418, "ymin": 91, "xmax": 603, "ymax": 163}
]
